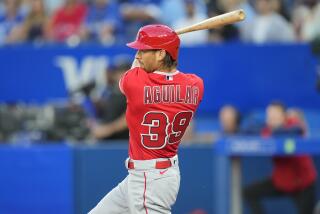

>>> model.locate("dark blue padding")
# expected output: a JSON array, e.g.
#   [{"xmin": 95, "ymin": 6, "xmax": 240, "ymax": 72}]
[{"xmin": 0, "ymin": 144, "xmax": 74, "ymax": 214}]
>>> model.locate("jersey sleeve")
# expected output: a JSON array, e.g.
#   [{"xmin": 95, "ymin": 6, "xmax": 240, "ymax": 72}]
[
  {"xmin": 119, "ymin": 72, "xmax": 127, "ymax": 95},
  {"xmin": 197, "ymin": 77, "xmax": 204, "ymax": 103},
  {"xmin": 189, "ymin": 74, "xmax": 204, "ymax": 105},
  {"xmin": 119, "ymin": 67, "xmax": 139, "ymax": 95}
]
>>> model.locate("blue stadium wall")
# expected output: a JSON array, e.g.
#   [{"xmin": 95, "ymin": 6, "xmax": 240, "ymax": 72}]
[
  {"xmin": 1, "ymin": 143, "xmax": 320, "ymax": 214},
  {"xmin": 1, "ymin": 44, "xmax": 320, "ymax": 214},
  {"xmin": 0, "ymin": 44, "xmax": 319, "ymax": 113}
]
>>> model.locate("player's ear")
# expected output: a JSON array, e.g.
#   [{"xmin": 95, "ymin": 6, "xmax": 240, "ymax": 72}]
[{"xmin": 156, "ymin": 50, "xmax": 166, "ymax": 61}]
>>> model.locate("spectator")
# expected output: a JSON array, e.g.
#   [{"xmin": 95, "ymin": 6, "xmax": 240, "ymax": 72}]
[
  {"xmin": 44, "ymin": 0, "xmax": 64, "ymax": 15},
  {"xmin": 269, "ymin": 0, "xmax": 291, "ymax": 21},
  {"xmin": 172, "ymin": 0, "xmax": 209, "ymax": 46},
  {"xmin": 120, "ymin": 0, "xmax": 161, "ymax": 42},
  {"xmin": 80, "ymin": 0, "xmax": 122, "ymax": 45},
  {"xmin": 286, "ymin": 107, "xmax": 308, "ymax": 130},
  {"xmin": 292, "ymin": 0, "xmax": 320, "ymax": 42},
  {"xmin": 18, "ymin": 0, "xmax": 49, "ymax": 43},
  {"xmin": 243, "ymin": 101, "xmax": 317, "ymax": 214},
  {"xmin": 180, "ymin": 97, "xmax": 227, "ymax": 145},
  {"xmin": 160, "ymin": 0, "xmax": 207, "ymax": 27},
  {"xmin": 243, "ymin": 0, "xmax": 295, "ymax": 43},
  {"xmin": 90, "ymin": 56, "xmax": 130, "ymax": 141},
  {"xmin": 208, "ymin": 0, "xmax": 252, "ymax": 43},
  {"xmin": 219, "ymin": 104, "xmax": 241, "ymax": 135},
  {"xmin": 47, "ymin": 0, "xmax": 87, "ymax": 43},
  {"xmin": 216, "ymin": 0, "xmax": 256, "ymax": 31},
  {"xmin": 0, "ymin": 2, "xmax": 5, "ymax": 16},
  {"xmin": 159, "ymin": 0, "xmax": 186, "ymax": 26},
  {"xmin": 0, "ymin": 0, "xmax": 25, "ymax": 44}
]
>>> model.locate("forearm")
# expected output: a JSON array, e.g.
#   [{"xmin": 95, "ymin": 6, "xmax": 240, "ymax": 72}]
[
  {"xmin": 105, "ymin": 113, "xmax": 127, "ymax": 134},
  {"xmin": 91, "ymin": 113, "xmax": 127, "ymax": 139}
]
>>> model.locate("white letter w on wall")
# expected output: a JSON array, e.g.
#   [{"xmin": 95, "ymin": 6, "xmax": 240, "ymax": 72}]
[{"xmin": 55, "ymin": 56, "xmax": 109, "ymax": 93}]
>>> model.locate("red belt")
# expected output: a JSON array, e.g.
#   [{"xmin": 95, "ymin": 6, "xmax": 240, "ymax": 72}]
[{"xmin": 128, "ymin": 160, "xmax": 172, "ymax": 169}]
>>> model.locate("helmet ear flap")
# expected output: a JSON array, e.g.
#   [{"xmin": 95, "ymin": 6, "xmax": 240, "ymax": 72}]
[{"xmin": 126, "ymin": 24, "xmax": 180, "ymax": 60}]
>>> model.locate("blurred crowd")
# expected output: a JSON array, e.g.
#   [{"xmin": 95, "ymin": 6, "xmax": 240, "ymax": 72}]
[
  {"xmin": 0, "ymin": 0, "xmax": 319, "ymax": 46},
  {"xmin": 1, "ymin": 89, "xmax": 319, "ymax": 145},
  {"xmin": 217, "ymin": 102, "xmax": 318, "ymax": 214},
  {"xmin": 183, "ymin": 100, "xmax": 319, "ymax": 144},
  {"xmin": 0, "ymin": 56, "xmax": 131, "ymax": 143}
]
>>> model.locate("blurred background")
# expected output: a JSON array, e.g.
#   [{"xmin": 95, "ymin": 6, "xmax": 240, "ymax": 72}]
[{"xmin": 0, "ymin": 0, "xmax": 320, "ymax": 213}]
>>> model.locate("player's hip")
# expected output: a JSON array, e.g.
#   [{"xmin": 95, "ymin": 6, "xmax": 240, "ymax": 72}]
[{"xmin": 125, "ymin": 155, "xmax": 179, "ymax": 171}]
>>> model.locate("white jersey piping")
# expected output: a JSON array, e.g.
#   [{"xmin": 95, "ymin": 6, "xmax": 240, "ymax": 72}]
[{"xmin": 153, "ymin": 70, "xmax": 180, "ymax": 76}]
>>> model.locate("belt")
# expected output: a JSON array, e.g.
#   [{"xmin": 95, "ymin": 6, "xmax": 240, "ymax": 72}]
[{"xmin": 127, "ymin": 159, "xmax": 172, "ymax": 170}]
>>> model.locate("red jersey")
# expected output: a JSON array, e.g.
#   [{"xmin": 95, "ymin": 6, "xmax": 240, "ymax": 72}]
[
  {"xmin": 51, "ymin": 3, "xmax": 87, "ymax": 41},
  {"xmin": 261, "ymin": 121, "xmax": 317, "ymax": 192},
  {"xmin": 119, "ymin": 67, "xmax": 204, "ymax": 160}
]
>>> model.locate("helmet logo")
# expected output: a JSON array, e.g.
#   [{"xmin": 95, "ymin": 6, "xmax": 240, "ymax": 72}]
[{"xmin": 138, "ymin": 31, "xmax": 148, "ymax": 41}]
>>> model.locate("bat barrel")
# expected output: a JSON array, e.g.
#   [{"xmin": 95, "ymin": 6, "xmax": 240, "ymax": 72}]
[
  {"xmin": 175, "ymin": 9, "xmax": 246, "ymax": 35},
  {"xmin": 237, "ymin": 9, "xmax": 246, "ymax": 20}
]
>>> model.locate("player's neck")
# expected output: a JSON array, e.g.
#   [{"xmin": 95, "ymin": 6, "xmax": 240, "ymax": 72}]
[{"xmin": 157, "ymin": 65, "xmax": 177, "ymax": 73}]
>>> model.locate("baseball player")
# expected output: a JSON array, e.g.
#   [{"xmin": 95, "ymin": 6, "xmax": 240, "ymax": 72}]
[{"xmin": 89, "ymin": 24, "xmax": 204, "ymax": 214}]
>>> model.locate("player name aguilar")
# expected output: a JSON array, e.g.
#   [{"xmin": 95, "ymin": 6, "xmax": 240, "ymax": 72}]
[{"xmin": 144, "ymin": 85, "xmax": 200, "ymax": 105}]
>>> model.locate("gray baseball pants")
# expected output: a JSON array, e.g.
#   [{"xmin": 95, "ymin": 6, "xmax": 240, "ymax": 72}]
[{"xmin": 88, "ymin": 155, "xmax": 180, "ymax": 214}]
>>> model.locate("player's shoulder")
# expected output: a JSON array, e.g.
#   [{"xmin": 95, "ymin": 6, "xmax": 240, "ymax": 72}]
[
  {"xmin": 126, "ymin": 66, "xmax": 139, "ymax": 75},
  {"xmin": 179, "ymin": 71, "xmax": 204, "ymax": 84},
  {"xmin": 119, "ymin": 67, "xmax": 141, "ymax": 93},
  {"xmin": 122, "ymin": 67, "xmax": 146, "ymax": 80}
]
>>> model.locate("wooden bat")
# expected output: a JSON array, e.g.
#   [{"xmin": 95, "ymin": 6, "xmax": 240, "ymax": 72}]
[{"xmin": 175, "ymin": 9, "xmax": 246, "ymax": 35}]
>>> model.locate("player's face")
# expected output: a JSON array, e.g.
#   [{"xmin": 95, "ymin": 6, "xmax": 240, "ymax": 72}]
[{"xmin": 135, "ymin": 50, "xmax": 162, "ymax": 73}]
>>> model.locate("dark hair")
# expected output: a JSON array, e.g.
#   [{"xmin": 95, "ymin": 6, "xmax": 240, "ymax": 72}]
[
  {"xmin": 162, "ymin": 51, "xmax": 177, "ymax": 68},
  {"xmin": 144, "ymin": 49, "xmax": 177, "ymax": 69}
]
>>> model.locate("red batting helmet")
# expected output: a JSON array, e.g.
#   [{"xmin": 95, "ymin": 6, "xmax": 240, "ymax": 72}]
[{"xmin": 126, "ymin": 24, "xmax": 180, "ymax": 60}]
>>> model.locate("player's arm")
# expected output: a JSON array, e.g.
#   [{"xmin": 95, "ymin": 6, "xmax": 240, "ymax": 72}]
[
  {"xmin": 91, "ymin": 113, "xmax": 127, "ymax": 139},
  {"xmin": 196, "ymin": 76, "xmax": 205, "ymax": 104}
]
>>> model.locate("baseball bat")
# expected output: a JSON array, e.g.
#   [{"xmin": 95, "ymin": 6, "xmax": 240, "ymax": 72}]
[{"xmin": 175, "ymin": 9, "xmax": 246, "ymax": 35}]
